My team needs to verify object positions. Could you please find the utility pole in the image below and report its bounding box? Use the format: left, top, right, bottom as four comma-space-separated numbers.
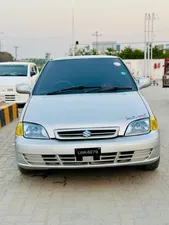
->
151, 13, 159, 81
147, 13, 151, 78
151, 13, 155, 60
92, 31, 102, 52
14, 46, 19, 60
144, 13, 147, 77
0, 32, 4, 52
45, 53, 51, 61
144, 13, 159, 79
72, 0, 75, 56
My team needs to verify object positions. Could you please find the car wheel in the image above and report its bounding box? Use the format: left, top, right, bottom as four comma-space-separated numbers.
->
139, 158, 160, 171
18, 166, 31, 174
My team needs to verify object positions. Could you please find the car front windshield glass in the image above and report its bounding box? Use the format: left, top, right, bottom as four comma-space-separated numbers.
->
0, 65, 28, 76
33, 58, 137, 95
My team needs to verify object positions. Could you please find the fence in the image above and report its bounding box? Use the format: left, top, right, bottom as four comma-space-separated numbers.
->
124, 59, 165, 80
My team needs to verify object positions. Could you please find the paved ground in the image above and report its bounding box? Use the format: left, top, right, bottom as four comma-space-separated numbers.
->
0, 84, 169, 225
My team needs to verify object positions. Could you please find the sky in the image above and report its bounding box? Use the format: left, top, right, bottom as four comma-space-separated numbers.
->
0, 0, 169, 58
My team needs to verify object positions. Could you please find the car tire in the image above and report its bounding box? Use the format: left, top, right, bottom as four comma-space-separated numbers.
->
139, 158, 160, 171
18, 166, 31, 174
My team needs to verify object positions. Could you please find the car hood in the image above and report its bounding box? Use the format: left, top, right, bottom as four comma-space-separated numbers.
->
23, 92, 149, 137
0, 77, 28, 86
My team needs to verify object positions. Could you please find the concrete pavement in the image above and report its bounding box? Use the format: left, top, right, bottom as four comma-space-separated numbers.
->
0, 84, 169, 225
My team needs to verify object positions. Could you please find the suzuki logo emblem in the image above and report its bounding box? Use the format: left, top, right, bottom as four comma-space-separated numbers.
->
83, 130, 91, 138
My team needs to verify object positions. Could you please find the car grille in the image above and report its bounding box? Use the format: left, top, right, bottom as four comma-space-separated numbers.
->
54, 127, 119, 140
23, 149, 152, 166
5, 95, 15, 102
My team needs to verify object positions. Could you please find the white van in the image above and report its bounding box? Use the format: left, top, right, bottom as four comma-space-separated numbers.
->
0, 62, 39, 104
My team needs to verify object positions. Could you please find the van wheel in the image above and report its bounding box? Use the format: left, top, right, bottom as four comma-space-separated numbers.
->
18, 166, 31, 174
139, 158, 160, 171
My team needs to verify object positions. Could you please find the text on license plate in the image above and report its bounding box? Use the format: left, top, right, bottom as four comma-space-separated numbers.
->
75, 148, 101, 157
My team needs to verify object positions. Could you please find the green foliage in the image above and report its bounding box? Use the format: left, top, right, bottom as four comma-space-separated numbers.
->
118, 46, 144, 59
163, 51, 169, 59
23, 58, 46, 67
38, 67, 42, 72
152, 46, 164, 59
68, 46, 99, 56
105, 48, 117, 56
117, 46, 169, 60
132, 49, 144, 59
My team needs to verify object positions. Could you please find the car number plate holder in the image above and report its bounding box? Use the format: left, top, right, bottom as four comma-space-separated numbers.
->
75, 148, 101, 161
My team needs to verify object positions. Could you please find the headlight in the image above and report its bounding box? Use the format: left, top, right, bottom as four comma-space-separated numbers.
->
16, 122, 49, 139
125, 118, 150, 136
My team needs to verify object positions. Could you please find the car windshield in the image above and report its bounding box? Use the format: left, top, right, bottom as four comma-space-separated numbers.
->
0, 65, 28, 77
33, 58, 137, 95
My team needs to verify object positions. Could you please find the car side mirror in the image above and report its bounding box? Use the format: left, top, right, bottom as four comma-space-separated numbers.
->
16, 83, 31, 94
30, 71, 36, 77
137, 77, 151, 90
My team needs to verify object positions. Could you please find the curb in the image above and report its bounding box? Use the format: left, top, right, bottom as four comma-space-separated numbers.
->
0, 103, 18, 129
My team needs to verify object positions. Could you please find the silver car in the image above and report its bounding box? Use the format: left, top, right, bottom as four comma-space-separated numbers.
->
15, 56, 160, 174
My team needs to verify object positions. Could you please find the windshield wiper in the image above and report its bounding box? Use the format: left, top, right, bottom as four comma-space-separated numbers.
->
0, 74, 27, 76
46, 86, 102, 95
86, 86, 133, 93
0, 74, 14, 76
15, 74, 27, 76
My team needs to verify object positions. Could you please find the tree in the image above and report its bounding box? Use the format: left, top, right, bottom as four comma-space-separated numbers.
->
105, 47, 117, 56
132, 49, 144, 59
23, 58, 46, 67
118, 47, 144, 59
118, 46, 134, 59
68, 46, 99, 56
90, 48, 99, 55
152, 46, 164, 59
163, 51, 169, 59
68, 45, 169, 60
0, 52, 13, 62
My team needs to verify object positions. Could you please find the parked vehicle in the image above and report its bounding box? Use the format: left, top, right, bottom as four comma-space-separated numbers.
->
0, 62, 39, 104
162, 58, 169, 88
15, 56, 160, 174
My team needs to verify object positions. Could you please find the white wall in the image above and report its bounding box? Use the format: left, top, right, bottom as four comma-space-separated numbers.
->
124, 59, 165, 80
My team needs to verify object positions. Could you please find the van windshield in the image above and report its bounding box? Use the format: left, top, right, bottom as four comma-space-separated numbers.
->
0, 65, 28, 77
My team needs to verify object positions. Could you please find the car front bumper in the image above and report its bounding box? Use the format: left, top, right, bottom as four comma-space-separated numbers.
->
0, 92, 29, 104
15, 130, 160, 170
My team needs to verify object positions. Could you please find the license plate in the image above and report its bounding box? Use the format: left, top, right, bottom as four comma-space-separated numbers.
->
75, 148, 101, 157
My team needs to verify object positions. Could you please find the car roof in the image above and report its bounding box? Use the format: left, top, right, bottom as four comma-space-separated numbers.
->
51, 55, 119, 61
0, 62, 35, 66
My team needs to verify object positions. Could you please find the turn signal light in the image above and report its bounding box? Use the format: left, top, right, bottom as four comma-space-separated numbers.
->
16, 123, 24, 136
150, 117, 159, 131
